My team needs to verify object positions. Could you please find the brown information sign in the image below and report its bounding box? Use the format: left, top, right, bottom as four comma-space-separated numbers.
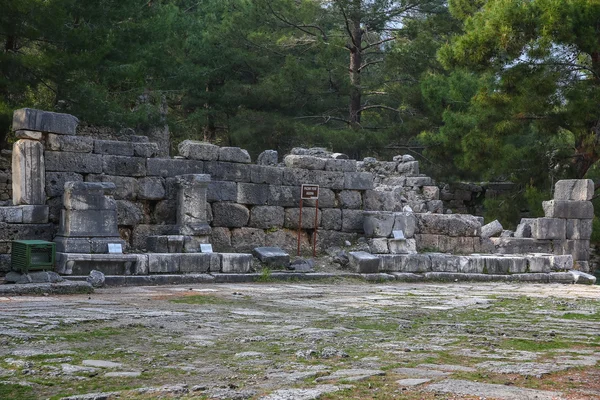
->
301, 184, 319, 200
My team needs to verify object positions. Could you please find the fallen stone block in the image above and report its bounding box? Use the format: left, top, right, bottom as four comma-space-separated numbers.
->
178, 140, 219, 160
543, 200, 594, 219
533, 218, 566, 240
480, 220, 503, 238
253, 247, 290, 268
221, 253, 253, 273
348, 251, 380, 273
554, 179, 594, 201
569, 270, 596, 284
13, 108, 78, 135
219, 146, 251, 163
514, 218, 535, 238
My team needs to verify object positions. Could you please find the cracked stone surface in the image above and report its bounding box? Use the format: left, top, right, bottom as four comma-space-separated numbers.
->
0, 281, 599, 399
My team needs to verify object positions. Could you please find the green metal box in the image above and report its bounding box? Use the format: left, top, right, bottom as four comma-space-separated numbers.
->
11, 240, 56, 273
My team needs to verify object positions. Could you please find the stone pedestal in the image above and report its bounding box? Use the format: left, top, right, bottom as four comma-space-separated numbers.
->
176, 174, 211, 236
12, 139, 45, 205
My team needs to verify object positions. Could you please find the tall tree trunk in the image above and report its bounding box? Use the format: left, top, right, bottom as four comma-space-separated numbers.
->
348, 1, 362, 128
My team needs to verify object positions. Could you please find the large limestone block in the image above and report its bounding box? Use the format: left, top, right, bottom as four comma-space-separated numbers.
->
364, 188, 404, 211
368, 238, 389, 254
284, 155, 326, 170
207, 181, 238, 202
146, 158, 204, 177
133, 142, 159, 158
179, 253, 220, 273
231, 228, 266, 252
86, 175, 139, 200
348, 251, 380, 273
543, 200, 594, 219
178, 140, 219, 160
63, 181, 116, 211
344, 172, 374, 190
138, 177, 166, 200
566, 219, 593, 240
253, 247, 290, 268
46, 172, 84, 197
103, 155, 146, 177
237, 183, 269, 205
268, 185, 300, 207
560, 239, 590, 261
284, 207, 322, 229
249, 206, 284, 229
94, 140, 134, 156
12, 139, 45, 205
554, 179, 594, 201
491, 237, 553, 254
363, 211, 395, 237
219, 147, 251, 163
45, 151, 102, 173
480, 220, 503, 238
148, 253, 180, 273
257, 150, 278, 165
176, 174, 210, 226
396, 160, 419, 175
325, 159, 356, 172
389, 239, 417, 254
46, 134, 94, 152
221, 253, 252, 273
339, 190, 362, 209
533, 218, 566, 240
13, 108, 78, 135
250, 165, 283, 185
393, 212, 417, 238
212, 202, 250, 227
205, 161, 251, 182
514, 218, 535, 238
58, 209, 119, 237
341, 209, 364, 232
415, 213, 481, 237
321, 209, 342, 230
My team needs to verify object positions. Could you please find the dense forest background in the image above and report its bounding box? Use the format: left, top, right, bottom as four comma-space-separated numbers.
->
2, 0, 600, 229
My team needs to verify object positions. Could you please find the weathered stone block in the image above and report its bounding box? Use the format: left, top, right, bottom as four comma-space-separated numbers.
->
321, 208, 342, 230
221, 253, 253, 273
63, 182, 116, 211
481, 220, 503, 238
116, 200, 144, 226
560, 239, 590, 261
415, 213, 481, 237
85, 175, 139, 200
22, 205, 49, 223
415, 234, 440, 252
422, 186, 440, 200
514, 218, 535, 238
310, 171, 344, 189
396, 161, 419, 175
45, 152, 100, 174
13, 108, 78, 135
146, 158, 203, 177
46, 134, 94, 152
249, 206, 284, 229
15, 130, 43, 140
0, 222, 54, 242
265, 229, 309, 253
491, 237, 553, 254
253, 247, 290, 268
304, 187, 336, 208
212, 202, 250, 227
364, 188, 404, 211
205, 161, 251, 182
566, 219, 593, 240
94, 140, 134, 156
58, 209, 119, 237
153, 200, 176, 224
426, 200, 444, 213
0, 206, 22, 223
207, 181, 237, 202
363, 211, 395, 237
368, 238, 389, 254
314, 230, 357, 253
402, 254, 432, 273
439, 236, 476, 254
284, 207, 322, 229
237, 183, 269, 205
219, 147, 251, 163
257, 150, 278, 165
12, 139, 45, 205
344, 172, 374, 190
268, 185, 300, 207
148, 253, 180, 273
554, 179, 594, 201
250, 165, 283, 185
348, 251, 379, 273
533, 218, 566, 240
543, 200, 594, 219
210, 227, 233, 253
175, 174, 210, 231
133, 142, 159, 158
339, 190, 362, 209
131, 224, 177, 251
389, 239, 417, 254
284, 155, 326, 170
138, 177, 166, 200
178, 140, 219, 160
393, 212, 417, 238
180, 253, 220, 273
325, 159, 356, 172
405, 176, 434, 187
103, 155, 146, 177
341, 209, 364, 233
46, 172, 83, 197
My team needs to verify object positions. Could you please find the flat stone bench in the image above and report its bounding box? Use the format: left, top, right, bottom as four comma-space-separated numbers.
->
56, 253, 144, 275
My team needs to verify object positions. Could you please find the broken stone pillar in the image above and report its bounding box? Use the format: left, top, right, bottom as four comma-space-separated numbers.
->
176, 174, 211, 236
12, 139, 45, 205
54, 182, 126, 254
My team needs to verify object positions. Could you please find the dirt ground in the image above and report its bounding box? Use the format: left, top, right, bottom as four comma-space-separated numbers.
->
1, 279, 599, 399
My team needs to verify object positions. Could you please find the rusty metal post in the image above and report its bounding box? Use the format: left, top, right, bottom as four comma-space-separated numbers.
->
313, 199, 319, 257
297, 198, 303, 256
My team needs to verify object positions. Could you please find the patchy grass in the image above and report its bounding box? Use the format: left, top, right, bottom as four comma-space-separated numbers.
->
560, 312, 600, 321
169, 293, 245, 305
497, 338, 574, 352
0, 383, 36, 400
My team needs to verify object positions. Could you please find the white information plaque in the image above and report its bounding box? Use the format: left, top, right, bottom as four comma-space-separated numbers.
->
108, 243, 123, 254
392, 230, 405, 240
200, 244, 213, 253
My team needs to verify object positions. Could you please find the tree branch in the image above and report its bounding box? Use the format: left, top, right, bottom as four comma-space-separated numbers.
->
361, 37, 395, 51
358, 59, 384, 71
334, 0, 359, 49
266, 1, 328, 41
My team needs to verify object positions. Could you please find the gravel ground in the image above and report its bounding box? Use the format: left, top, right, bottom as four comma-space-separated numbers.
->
0, 280, 599, 399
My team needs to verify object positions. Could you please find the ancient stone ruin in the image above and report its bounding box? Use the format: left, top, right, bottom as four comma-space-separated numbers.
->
0, 108, 596, 284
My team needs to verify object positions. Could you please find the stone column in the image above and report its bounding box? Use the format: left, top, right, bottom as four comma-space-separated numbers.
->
12, 139, 45, 205
176, 174, 211, 236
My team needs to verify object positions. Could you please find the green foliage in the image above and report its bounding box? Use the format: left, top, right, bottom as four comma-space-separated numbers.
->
0, 383, 35, 400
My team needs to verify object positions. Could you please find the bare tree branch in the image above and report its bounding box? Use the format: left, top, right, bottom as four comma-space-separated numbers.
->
361, 37, 395, 51
358, 59, 384, 71
266, 1, 328, 41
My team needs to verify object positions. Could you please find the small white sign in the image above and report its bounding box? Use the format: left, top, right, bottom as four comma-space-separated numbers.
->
108, 243, 123, 254
200, 244, 213, 253
392, 230, 405, 240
